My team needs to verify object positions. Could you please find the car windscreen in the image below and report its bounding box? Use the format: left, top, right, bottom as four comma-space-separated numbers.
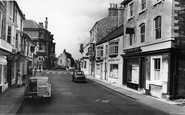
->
75, 71, 84, 75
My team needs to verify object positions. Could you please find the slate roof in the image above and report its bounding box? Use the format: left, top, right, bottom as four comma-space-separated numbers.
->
96, 25, 123, 46
23, 20, 42, 29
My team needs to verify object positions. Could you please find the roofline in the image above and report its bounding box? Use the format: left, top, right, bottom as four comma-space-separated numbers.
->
96, 25, 123, 46
14, 1, 25, 19
90, 17, 108, 33
121, 0, 132, 5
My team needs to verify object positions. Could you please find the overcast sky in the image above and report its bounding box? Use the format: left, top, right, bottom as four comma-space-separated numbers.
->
17, 0, 121, 59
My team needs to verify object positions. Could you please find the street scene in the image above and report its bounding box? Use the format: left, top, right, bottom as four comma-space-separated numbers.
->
1, 0, 185, 115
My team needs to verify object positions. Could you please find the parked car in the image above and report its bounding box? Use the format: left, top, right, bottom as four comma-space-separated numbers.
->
24, 76, 51, 99
72, 70, 86, 82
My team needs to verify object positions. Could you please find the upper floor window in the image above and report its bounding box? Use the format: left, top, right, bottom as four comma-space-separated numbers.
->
109, 41, 119, 55
39, 31, 44, 38
153, 0, 163, 6
129, 34, 134, 45
140, 23, 145, 43
141, 0, 146, 10
128, 2, 134, 18
39, 43, 45, 51
97, 46, 103, 57
154, 16, 161, 39
0, 11, 2, 38
105, 45, 108, 56
7, 26, 12, 44
13, 9, 17, 23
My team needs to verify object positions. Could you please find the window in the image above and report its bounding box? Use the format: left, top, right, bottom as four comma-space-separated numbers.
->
105, 45, 108, 55
7, 26, 11, 44
153, 0, 163, 6
109, 41, 119, 55
129, 34, 133, 45
154, 16, 161, 39
140, 23, 145, 43
141, 0, 146, 10
153, 58, 161, 81
15, 34, 18, 48
13, 9, 17, 23
110, 64, 118, 79
0, 11, 2, 38
128, 2, 134, 18
84, 61, 86, 69
97, 47, 103, 57
39, 43, 45, 50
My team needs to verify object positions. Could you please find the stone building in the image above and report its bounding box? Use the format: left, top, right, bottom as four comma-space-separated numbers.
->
121, 0, 185, 99
23, 18, 56, 71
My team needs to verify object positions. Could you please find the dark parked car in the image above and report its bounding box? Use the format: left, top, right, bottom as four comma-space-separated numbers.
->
72, 70, 86, 82
24, 76, 51, 99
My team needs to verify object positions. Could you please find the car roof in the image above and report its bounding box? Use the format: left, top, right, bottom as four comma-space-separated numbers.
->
29, 76, 48, 80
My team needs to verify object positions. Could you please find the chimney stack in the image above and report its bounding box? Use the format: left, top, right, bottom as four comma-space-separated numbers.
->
108, 3, 118, 17
45, 17, 48, 30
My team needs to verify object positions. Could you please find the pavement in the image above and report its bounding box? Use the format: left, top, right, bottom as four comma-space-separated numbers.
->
0, 71, 43, 115
0, 70, 185, 115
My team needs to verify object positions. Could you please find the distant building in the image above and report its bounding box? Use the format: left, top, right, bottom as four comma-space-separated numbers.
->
57, 53, 68, 69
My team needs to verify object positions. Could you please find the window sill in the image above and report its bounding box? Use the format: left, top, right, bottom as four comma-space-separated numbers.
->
138, 9, 147, 15
149, 81, 162, 86
152, 0, 164, 8
109, 54, 118, 58
127, 16, 134, 21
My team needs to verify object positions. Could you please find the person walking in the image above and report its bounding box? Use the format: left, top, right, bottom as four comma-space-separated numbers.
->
17, 69, 22, 87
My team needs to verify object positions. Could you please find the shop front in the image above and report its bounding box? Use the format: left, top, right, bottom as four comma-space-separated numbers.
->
0, 55, 8, 93
107, 58, 122, 85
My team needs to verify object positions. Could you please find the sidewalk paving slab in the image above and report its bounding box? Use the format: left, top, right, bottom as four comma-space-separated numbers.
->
0, 71, 43, 115
86, 75, 185, 115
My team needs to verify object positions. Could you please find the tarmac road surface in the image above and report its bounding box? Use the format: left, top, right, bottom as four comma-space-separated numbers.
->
17, 70, 168, 115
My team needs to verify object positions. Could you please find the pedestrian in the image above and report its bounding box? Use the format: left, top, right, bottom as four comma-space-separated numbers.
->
17, 69, 22, 87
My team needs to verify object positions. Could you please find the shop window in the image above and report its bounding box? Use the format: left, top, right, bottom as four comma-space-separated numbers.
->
4, 65, 7, 83
110, 64, 118, 79
154, 16, 161, 39
127, 58, 139, 84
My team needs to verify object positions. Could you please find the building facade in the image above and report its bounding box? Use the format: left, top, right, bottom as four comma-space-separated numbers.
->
23, 18, 55, 71
121, 0, 185, 99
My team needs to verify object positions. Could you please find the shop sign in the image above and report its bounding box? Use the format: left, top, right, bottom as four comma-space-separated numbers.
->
124, 47, 141, 54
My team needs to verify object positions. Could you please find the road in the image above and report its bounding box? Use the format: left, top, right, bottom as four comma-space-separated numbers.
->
17, 70, 168, 115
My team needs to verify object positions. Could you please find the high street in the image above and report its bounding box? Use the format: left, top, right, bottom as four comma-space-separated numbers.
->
16, 70, 168, 115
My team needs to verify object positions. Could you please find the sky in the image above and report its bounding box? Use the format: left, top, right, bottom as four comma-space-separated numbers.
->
17, 0, 121, 60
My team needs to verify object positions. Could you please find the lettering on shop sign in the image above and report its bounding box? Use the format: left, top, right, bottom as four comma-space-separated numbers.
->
108, 59, 120, 62
124, 47, 142, 53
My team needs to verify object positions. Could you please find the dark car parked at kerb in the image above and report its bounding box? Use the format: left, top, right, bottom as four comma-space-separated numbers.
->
72, 70, 86, 82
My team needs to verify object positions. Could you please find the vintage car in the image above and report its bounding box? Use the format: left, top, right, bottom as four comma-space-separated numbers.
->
72, 70, 86, 82
24, 76, 51, 98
